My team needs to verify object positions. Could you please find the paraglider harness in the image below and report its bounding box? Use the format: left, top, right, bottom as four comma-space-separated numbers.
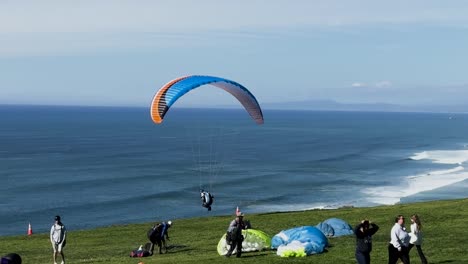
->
130, 243, 151, 258
200, 190, 214, 211
226, 227, 245, 245
226, 219, 248, 245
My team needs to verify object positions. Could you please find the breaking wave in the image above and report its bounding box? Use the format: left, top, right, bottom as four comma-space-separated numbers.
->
365, 149, 468, 205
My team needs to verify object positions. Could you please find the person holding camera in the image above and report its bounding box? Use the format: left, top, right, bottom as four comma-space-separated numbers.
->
354, 219, 379, 264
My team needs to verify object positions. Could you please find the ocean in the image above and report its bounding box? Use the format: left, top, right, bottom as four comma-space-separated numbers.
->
1, 105, 467, 236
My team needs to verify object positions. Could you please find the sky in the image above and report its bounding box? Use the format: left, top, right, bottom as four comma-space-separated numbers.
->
1, 0, 468, 108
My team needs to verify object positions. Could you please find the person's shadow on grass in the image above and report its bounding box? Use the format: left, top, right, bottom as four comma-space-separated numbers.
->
165, 244, 190, 253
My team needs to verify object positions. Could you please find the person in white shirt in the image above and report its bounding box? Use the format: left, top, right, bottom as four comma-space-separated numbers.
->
408, 214, 427, 264
50, 215, 66, 264
388, 215, 410, 264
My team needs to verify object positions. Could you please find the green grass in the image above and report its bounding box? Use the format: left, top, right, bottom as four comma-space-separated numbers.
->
2, 199, 468, 264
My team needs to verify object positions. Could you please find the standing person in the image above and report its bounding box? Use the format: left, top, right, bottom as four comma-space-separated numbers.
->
225, 211, 247, 258
50, 215, 66, 264
388, 215, 410, 264
147, 221, 172, 255
408, 214, 428, 264
354, 219, 379, 264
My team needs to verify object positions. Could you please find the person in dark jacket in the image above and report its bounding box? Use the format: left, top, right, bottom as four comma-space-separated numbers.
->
147, 221, 172, 255
354, 219, 379, 264
1, 253, 22, 264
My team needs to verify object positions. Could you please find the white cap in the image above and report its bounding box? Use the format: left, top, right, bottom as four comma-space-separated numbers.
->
167, 221, 172, 226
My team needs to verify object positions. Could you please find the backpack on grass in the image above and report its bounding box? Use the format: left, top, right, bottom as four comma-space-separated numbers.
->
129, 243, 151, 258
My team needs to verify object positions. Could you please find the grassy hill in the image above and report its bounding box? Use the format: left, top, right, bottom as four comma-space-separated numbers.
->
1, 198, 468, 264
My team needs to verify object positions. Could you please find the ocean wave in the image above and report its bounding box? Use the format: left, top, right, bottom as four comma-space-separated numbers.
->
410, 150, 468, 164
363, 166, 468, 205
246, 203, 335, 212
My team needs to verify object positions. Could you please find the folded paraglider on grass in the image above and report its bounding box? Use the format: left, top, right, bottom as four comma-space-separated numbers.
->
217, 229, 271, 256
271, 226, 328, 257
316, 218, 354, 237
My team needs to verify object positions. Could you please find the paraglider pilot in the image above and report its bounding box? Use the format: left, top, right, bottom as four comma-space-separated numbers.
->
147, 221, 172, 255
225, 211, 248, 258
200, 189, 214, 211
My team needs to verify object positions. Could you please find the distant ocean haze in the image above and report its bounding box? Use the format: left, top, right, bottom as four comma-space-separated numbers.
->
0, 105, 467, 236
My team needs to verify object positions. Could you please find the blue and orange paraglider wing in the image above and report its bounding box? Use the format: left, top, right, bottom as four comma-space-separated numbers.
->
150, 75, 264, 124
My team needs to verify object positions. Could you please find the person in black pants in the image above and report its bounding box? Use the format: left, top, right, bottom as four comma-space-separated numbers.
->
225, 211, 247, 258
408, 214, 427, 264
388, 215, 410, 264
354, 219, 379, 264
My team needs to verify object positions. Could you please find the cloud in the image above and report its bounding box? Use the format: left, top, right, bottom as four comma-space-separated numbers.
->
351, 81, 392, 89
2, 1, 468, 34
2, 1, 468, 56
374, 81, 392, 88
351, 82, 367, 88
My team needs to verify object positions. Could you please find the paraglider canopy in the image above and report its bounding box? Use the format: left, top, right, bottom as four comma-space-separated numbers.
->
271, 226, 328, 257
217, 229, 271, 256
316, 218, 354, 237
150, 75, 264, 125
315, 222, 334, 237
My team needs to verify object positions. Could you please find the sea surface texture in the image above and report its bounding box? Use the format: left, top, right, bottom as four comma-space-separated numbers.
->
1, 105, 467, 236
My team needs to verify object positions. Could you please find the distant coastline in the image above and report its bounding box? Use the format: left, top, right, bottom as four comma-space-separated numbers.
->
1, 100, 467, 114
260, 100, 468, 114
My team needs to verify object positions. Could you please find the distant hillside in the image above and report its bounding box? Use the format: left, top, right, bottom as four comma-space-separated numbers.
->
261, 99, 468, 113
